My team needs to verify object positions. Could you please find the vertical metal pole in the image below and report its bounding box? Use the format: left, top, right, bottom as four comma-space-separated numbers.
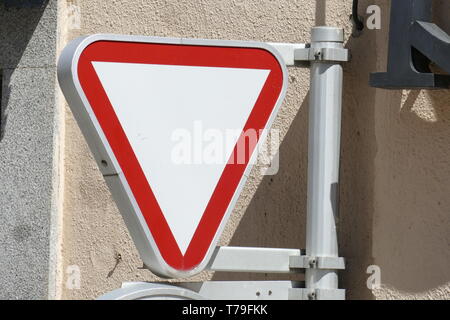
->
305, 27, 344, 293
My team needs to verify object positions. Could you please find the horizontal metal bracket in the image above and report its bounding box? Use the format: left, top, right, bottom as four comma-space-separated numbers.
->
294, 47, 349, 62
101, 281, 345, 300
268, 42, 349, 66
206, 246, 345, 272
180, 281, 303, 300
289, 255, 345, 270
207, 246, 304, 273
268, 42, 308, 66
288, 288, 346, 300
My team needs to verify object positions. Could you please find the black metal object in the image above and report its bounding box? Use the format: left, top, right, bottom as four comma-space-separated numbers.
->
351, 0, 364, 32
370, 0, 450, 89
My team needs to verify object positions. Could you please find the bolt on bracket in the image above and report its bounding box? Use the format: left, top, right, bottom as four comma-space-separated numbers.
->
288, 288, 346, 300
294, 47, 349, 62
289, 255, 345, 270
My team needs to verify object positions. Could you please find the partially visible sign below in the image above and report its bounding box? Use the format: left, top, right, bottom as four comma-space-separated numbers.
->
57, 35, 287, 277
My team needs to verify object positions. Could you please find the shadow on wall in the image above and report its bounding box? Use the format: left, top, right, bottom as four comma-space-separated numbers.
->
211, 0, 379, 297
212, 0, 379, 297
369, 0, 450, 297
213, 0, 324, 284
0, 0, 49, 141
215, 0, 449, 299
337, 0, 382, 300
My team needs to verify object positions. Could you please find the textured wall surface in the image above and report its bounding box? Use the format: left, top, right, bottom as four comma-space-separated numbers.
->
0, 0, 63, 299
59, 0, 449, 300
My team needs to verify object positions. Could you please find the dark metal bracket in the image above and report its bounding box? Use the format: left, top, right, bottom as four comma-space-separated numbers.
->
370, 0, 450, 89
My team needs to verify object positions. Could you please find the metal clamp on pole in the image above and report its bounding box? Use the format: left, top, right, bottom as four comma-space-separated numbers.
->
294, 28, 349, 63
295, 46, 349, 62
289, 255, 345, 270
288, 288, 346, 300
268, 39, 348, 66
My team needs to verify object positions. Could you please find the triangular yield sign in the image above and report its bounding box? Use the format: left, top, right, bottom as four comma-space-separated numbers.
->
58, 35, 287, 278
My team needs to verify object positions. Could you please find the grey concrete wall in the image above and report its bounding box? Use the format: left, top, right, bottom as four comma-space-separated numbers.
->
0, 0, 62, 299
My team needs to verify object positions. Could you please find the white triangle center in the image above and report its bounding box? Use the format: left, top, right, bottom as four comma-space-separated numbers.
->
92, 61, 270, 255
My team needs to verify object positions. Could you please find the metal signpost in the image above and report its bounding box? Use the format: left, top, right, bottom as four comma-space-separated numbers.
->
58, 26, 348, 300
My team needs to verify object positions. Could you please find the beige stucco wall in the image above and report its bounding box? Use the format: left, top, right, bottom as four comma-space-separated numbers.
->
58, 0, 450, 299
